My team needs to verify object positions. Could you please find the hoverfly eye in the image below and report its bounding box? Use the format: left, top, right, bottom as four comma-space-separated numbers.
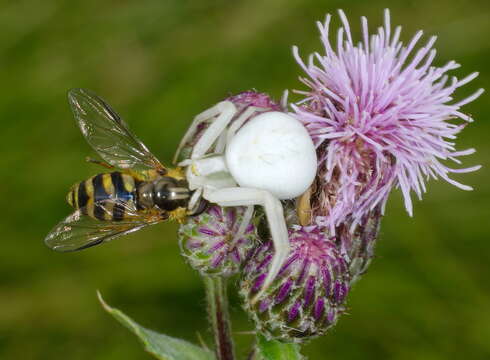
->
154, 189, 178, 211
153, 178, 189, 211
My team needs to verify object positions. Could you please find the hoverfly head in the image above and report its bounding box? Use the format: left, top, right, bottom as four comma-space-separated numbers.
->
153, 177, 191, 212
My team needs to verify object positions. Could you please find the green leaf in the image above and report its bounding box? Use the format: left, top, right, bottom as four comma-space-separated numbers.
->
97, 291, 215, 360
256, 334, 304, 360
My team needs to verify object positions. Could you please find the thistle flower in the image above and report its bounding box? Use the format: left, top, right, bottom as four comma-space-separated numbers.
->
240, 226, 349, 342
293, 9, 483, 232
179, 205, 258, 276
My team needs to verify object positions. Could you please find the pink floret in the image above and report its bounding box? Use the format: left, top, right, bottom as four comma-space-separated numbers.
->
292, 9, 483, 232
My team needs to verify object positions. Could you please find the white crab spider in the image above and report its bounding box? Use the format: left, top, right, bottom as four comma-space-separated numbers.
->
175, 100, 317, 298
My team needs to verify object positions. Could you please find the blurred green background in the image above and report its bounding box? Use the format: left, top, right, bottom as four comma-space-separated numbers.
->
0, 0, 488, 359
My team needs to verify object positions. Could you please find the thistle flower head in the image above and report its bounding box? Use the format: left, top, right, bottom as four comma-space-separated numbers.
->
179, 205, 257, 277
293, 9, 483, 232
227, 90, 281, 111
240, 226, 349, 342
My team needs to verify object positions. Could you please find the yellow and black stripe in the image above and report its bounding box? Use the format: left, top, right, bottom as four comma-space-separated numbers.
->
67, 172, 138, 221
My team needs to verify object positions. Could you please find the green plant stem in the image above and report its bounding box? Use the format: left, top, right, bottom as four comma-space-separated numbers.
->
246, 347, 259, 360
204, 276, 235, 360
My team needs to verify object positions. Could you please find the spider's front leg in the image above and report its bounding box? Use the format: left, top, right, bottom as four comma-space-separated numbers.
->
205, 187, 290, 302
174, 101, 237, 164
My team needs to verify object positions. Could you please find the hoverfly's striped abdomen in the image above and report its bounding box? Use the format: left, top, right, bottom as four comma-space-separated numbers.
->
67, 172, 138, 221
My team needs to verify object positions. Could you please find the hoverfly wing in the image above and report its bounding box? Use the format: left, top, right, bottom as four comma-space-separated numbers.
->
45, 200, 164, 252
68, 88, 166, 174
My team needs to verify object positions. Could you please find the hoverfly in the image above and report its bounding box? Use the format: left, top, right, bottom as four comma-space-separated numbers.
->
45, 89, 207, 252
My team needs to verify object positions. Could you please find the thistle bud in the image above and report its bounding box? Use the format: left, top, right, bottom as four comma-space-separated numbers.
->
337, 206, 382, 283
240, 226, 349, 342
179, 205, 258, 277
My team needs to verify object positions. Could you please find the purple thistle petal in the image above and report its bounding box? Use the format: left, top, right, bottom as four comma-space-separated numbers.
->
304, 276, 316, 306
326, 308, 336, 324
225, 208, 236, 227
208, 206, 222, 218
207, 240, 226, 254
199, 227, 219, 236
313, 298, 325, 321
278, 253, 300, 277
186, 240, 203, 249
245, 223, 255, 233
230, 247, 241, 264
322, 266, 332, 296
259, 299, 271, 313
211, 253, 225, 268
295, 258, 311, 285
256, 253, 273, 272
288, 301, 302, 322
333, 280, 348, 304
252, 273, 266, 293
274, 279, 293, 305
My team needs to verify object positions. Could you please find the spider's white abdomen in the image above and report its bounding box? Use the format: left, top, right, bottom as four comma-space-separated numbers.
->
225, 111, 317, 200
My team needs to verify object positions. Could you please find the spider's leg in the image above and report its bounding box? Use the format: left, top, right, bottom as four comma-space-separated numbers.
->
205, 187, 290, 302
280, 89, 289, 110
174, 101, 236, 164
184, 155, 235, 190
187, 187, 203, 214
231, 205, 254, 245
225, 106, 265, 147
214, 131, 228, 155
216, 106, 264, 154
191, 101, 236, 159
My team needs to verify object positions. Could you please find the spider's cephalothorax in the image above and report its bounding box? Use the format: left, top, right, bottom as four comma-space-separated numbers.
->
174, 92, 318, 297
